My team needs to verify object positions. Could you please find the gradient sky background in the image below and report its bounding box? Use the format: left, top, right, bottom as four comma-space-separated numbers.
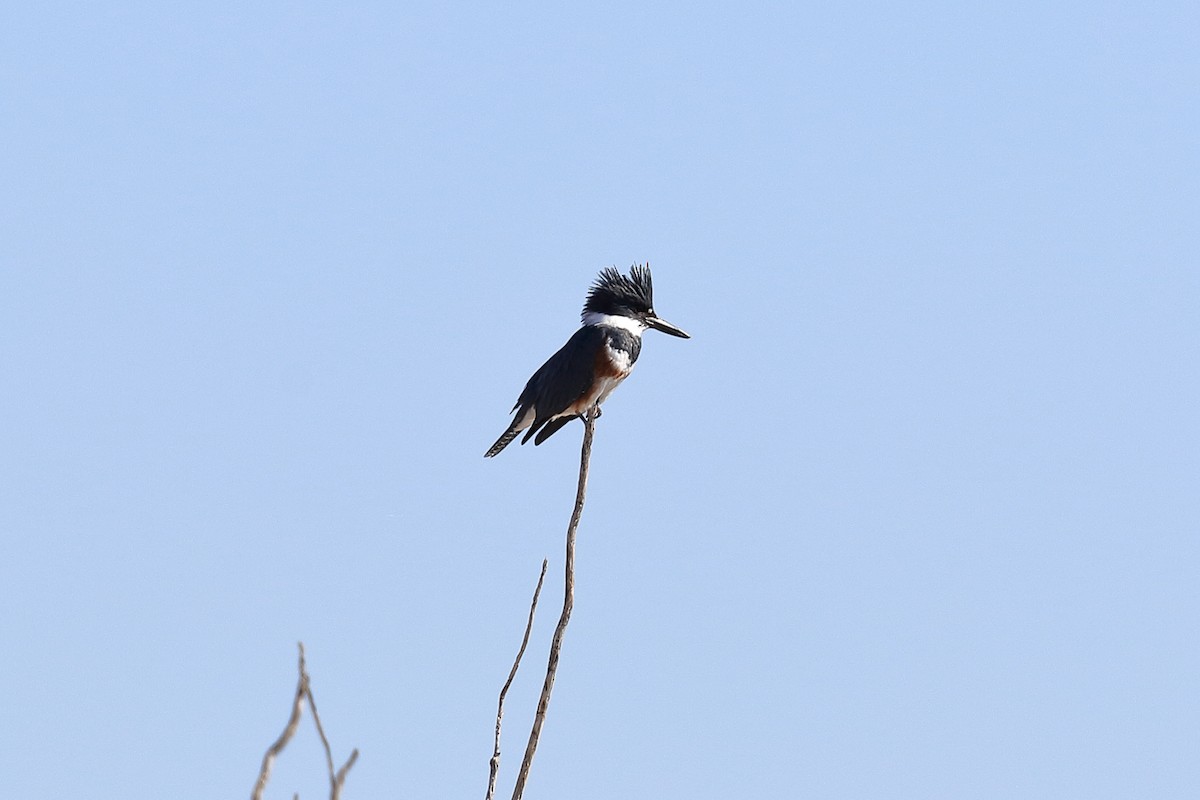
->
2, 2, 1197, 798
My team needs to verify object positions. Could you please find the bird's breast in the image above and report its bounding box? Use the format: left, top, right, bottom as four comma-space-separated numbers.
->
583, 341, 635, 409
595, 339, 635, 378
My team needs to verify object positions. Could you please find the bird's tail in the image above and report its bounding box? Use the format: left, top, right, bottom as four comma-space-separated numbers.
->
533, 415, 576, 445
485, 406, 536, 458
485, 425, 521, 458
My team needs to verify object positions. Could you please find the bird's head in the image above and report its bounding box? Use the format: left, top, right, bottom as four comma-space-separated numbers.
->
582, 263, 690, 338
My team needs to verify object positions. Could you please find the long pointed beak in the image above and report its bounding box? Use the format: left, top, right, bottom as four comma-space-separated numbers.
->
646, 315, 690, 339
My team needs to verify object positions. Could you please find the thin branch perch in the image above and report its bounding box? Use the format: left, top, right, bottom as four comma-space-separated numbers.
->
510, 406, 598, 800
487, 559, 549, 800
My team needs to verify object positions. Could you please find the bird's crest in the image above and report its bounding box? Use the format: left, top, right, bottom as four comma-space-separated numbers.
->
582, 263, 654, 319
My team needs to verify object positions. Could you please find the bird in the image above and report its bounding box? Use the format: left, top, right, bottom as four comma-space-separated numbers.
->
484, 263, 690, 457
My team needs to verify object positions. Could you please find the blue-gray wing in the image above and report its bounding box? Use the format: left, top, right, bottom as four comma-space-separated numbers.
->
515, 326, 603, 444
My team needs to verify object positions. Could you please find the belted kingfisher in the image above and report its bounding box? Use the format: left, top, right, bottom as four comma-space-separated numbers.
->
484, 263, 690, 458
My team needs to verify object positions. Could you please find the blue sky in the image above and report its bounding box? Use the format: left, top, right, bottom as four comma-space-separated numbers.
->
1, 2, 1197, 797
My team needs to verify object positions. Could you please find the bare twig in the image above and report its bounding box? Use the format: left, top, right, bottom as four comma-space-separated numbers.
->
307, 677, 360, 800
510, 406, 598, 800
251, 642, 358, 800
252, 643, 310, 800
487, 559, 550, 800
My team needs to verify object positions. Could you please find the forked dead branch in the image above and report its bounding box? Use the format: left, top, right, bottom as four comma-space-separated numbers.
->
490, 407, 598, 800
487, 559, 549, 800
252, 643, 358, 800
